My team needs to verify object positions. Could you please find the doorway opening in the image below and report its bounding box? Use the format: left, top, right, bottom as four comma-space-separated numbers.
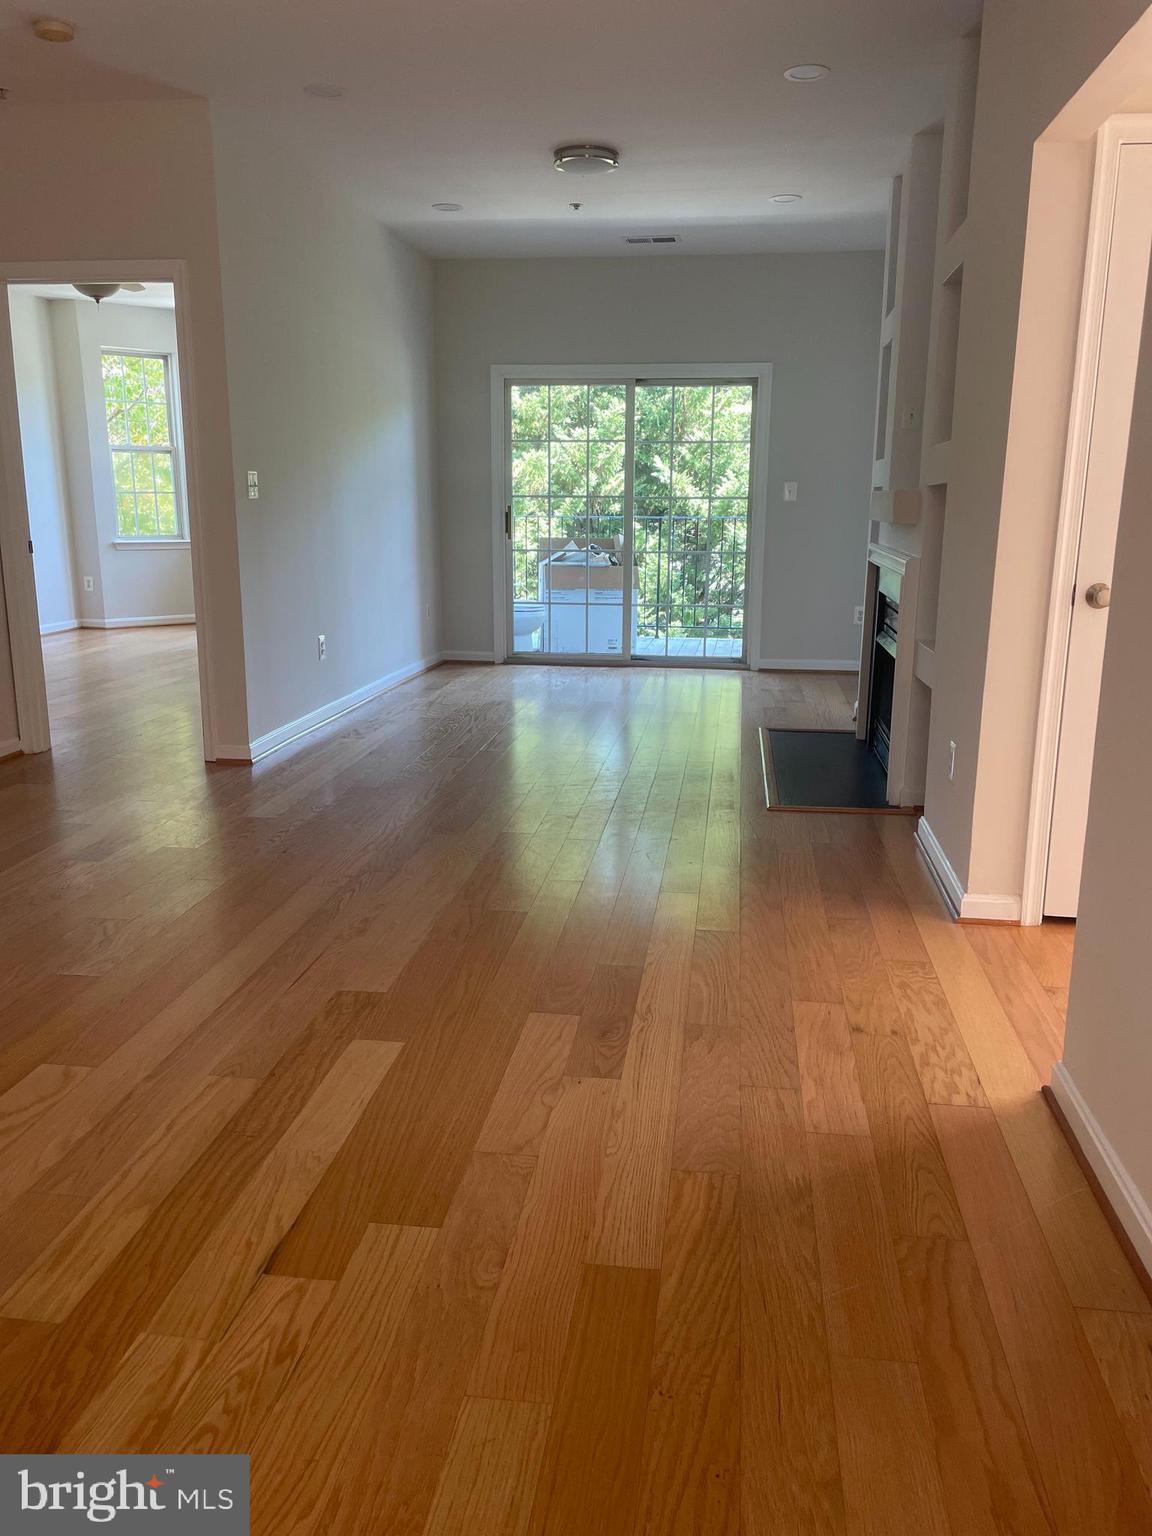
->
0, 269, 211, 763
494, 365, 771, 668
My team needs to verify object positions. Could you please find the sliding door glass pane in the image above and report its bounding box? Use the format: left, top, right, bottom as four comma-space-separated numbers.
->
633, 382, 752, 660
510, 384, 629, 656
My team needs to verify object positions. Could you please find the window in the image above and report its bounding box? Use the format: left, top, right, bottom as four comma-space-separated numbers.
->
101, 350, 184, 539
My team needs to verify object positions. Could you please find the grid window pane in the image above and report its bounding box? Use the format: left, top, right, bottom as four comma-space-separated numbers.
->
101, 352, 183, 540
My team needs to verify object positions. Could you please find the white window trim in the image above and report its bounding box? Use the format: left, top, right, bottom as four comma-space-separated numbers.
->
101, 347, 188, 542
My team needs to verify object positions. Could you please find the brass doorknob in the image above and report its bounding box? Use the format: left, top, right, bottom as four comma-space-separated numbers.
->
1085, 582, 1111, 609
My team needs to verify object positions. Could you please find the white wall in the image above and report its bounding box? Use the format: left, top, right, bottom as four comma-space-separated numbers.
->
920, 0, 1152, 900
8, 293, 77, 632
0, 98, 249, 754
210, 108, 440, 746
1057, 256, 1152, 1271
433, 253, 882, 664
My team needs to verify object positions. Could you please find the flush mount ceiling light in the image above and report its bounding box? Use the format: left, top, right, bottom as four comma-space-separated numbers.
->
32, 17, 76, 42
783, 63, 830, 81
432, 202, 463, 212
771, 193, 803, 204
72, 282, 145, 304
303, 82, 346, 99
553, 144, 620, 176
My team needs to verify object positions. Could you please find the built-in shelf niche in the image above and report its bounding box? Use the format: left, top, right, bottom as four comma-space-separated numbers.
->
926, 263, 964, 453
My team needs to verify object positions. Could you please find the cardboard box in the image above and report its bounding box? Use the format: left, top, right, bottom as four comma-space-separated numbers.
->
537, 537, 627, 598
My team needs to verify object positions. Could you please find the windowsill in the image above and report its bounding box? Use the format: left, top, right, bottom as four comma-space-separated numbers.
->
111, 539, 191, 550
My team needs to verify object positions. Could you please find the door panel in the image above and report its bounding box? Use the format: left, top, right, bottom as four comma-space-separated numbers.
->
1046, 142, 1152, 915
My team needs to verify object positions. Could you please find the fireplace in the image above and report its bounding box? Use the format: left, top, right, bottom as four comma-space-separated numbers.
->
869, 569, 900, 772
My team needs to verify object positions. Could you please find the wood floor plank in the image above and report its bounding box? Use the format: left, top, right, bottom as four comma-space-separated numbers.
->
779, 847, 844, 1005
474, 1012, 582, 1157
160, 1274, 335, 1454
313, 1152, 535, 1536
808, 1130, 916, 1364
672, 930, 741, 1174
848, 1028, 966, 1240
830, 1355, 951, 1536
525, 1264, 660, 1536
1, 1074, 256, 1323
741, 1085, 846, 1535
634, 1170, 740, 1536
0, 1062, 92, 1160
423, 1397, 552, 1536
794, 1000, 870, 1137
470, 1076, 615, 1402
587, 890, 696, 1268
1080, 1309, 1152, 1500
885, 959, 988, 1108
249, 1222, 437, 1536
896, 1235, 1053, 1535
933, 1103, 1152, 1532
151, 1038, 402, 1339
739, 859, 799, 1090
565, 962, 643, 1080
61, 1331, 208, 1453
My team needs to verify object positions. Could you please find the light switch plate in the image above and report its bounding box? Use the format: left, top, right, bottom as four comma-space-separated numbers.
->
783, 481, 798, 502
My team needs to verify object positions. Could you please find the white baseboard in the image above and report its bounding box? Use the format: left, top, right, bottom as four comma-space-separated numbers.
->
1050, 1061, 1152, 1279
441, 650, 496, 663
915, 816, 1021, 922
81, 615, 196, 629
40, 619, 80, 635
246, 653, 443, 763
0, 737, 23, 761
757, 658, 859, 672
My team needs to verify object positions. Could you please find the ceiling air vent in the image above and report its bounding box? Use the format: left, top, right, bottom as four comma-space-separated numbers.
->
624, 235, 680, 246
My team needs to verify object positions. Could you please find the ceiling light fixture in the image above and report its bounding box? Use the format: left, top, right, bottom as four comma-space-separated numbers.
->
783, 63, 830, 81
71, 282, 146, 304
553, 144, 620, 176
432, 202, 463, 212
32, 17, 76, 42
771, 193, 803, 204
302, 82, 345, 99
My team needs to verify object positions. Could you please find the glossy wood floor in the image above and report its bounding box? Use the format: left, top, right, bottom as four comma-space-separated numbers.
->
1, 629, 1150, 1535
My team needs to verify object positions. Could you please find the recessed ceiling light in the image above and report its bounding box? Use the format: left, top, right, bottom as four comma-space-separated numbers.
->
553, 144, 620, 176
432, 203, 463, 212
32, 18, 76, 42
783, 63, 830, 81
302, 82, 345, 99
771, 193, 803, 204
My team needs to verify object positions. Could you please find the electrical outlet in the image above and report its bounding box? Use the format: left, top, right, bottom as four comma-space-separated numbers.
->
83, 575, 94, 592
853, 605, 865, 625
947, 739, 957, 780
783, 481, 798, 502
247, 469, 259, 500
317, 634, 326, 661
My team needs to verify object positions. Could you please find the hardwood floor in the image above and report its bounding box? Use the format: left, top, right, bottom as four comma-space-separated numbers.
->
0, 629, 1147, 1534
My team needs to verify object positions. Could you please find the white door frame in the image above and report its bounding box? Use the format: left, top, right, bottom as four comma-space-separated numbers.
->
1022, 116, 1152, 924
0, 258, 217, 759
489, 362, 772, 668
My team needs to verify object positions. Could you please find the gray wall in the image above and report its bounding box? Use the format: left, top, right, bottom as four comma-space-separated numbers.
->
9, 293, 77, 632
211, 109, 440, 744
1061, 259, 1152, 1264
433, 253, 882, 663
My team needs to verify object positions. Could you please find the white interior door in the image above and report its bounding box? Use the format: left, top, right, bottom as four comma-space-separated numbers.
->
1046, 140, 1152, 916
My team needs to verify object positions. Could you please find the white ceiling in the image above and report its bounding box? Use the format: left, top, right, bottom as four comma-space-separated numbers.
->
0, 0, 982, 257
15, 283, 175, 309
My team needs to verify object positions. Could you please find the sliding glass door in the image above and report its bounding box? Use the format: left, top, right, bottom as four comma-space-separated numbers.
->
506, 376, 756, 665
